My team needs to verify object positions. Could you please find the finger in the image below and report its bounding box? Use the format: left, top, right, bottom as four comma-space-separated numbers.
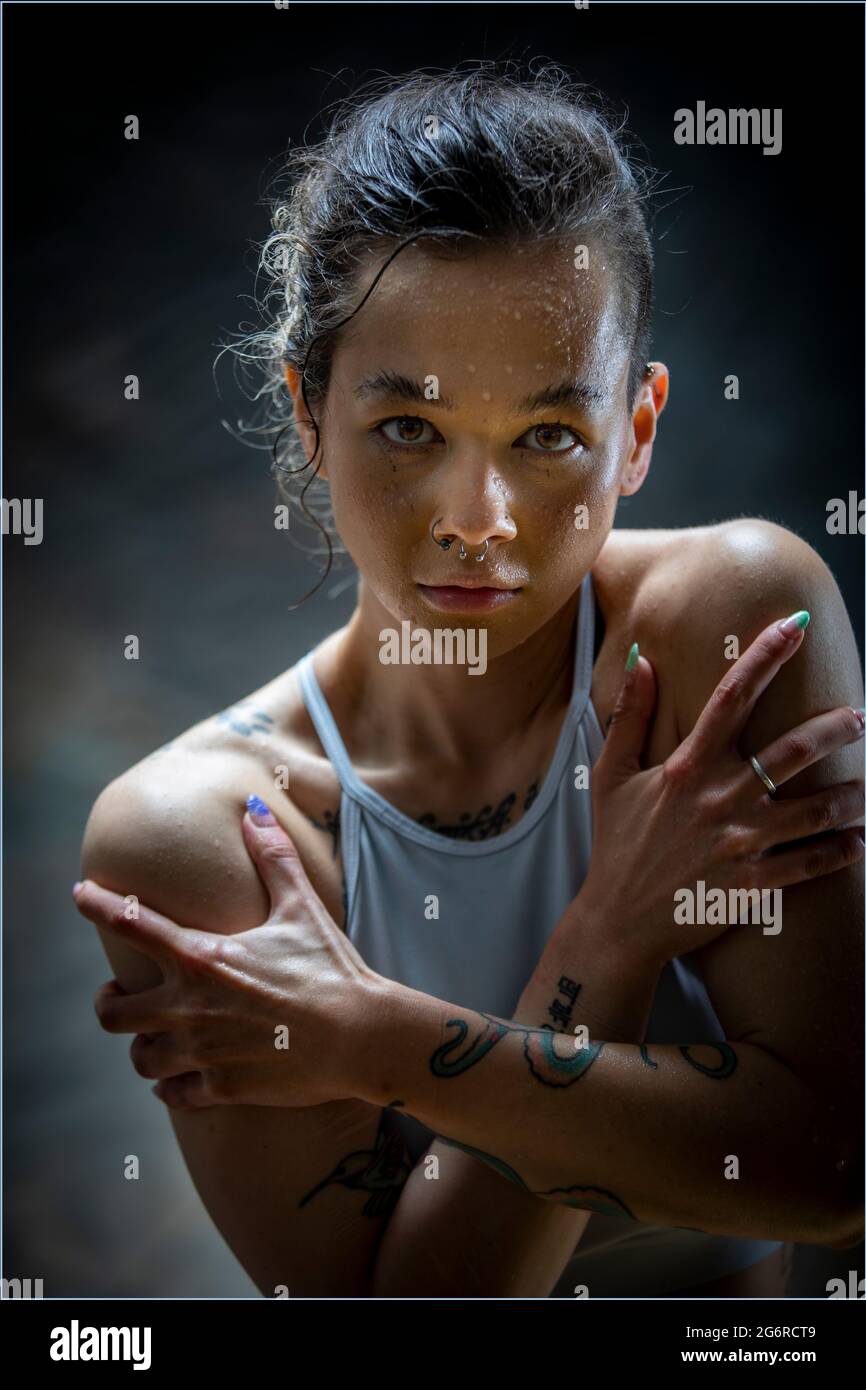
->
685, 610, 811, 762
153, 1072, 214, 1110
754, 706, 866, 788
72, 880, 188, 970
241, 794, 322, 918
93, 979, 178, 1035
130, 1033, 191, 1081
761, 781, 864, 844
598, 645, 657, 780
752, 826, 864, 891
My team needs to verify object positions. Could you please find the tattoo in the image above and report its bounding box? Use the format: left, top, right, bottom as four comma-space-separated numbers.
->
430, 1016, 511, 1077
304, 807, 348, 923
298, 1107, 413, 1220
540, 975, 580, 1033
430, 1013, 605, 1088
216, 702, 274, 737
679, 1043, 738, 1079
417, 780, 540, 841
430, 1016, 738, 1091
307, 807, 340, 857
437, 1134, 635, 1219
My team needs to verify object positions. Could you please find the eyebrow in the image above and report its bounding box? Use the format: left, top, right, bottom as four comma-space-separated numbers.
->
352, 369, 607, 416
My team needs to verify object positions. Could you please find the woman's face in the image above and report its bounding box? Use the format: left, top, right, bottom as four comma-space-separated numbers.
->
286, 239, 666, 656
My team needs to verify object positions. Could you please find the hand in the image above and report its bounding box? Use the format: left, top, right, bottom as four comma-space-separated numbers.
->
574, 612, 865, 964
73, 804, 386, 1109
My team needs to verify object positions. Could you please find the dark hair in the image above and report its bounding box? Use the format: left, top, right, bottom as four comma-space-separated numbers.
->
221, 59, 659, 601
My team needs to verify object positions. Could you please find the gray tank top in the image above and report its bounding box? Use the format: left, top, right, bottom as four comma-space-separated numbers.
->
295, 570, 782, 1295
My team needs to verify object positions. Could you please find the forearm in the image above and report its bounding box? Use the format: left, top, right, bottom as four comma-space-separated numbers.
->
369, 904, 663, 1296
357, 960, 853, 1247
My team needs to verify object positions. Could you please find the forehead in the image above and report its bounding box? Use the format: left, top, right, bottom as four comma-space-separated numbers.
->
332, 239, 627, 401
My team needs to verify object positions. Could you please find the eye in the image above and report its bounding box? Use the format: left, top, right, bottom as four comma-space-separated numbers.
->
378, 416, 440, 449
517, 422, 585, 455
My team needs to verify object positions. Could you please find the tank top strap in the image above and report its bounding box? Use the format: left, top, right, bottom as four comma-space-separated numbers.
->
294, 649, 359, 790
571, 567, 597, 722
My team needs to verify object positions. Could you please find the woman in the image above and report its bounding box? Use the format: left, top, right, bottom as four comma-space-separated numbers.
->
74, 64, 864, 1299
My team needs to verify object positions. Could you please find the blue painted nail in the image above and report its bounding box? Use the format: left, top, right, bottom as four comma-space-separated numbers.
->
246, 793, 276, 826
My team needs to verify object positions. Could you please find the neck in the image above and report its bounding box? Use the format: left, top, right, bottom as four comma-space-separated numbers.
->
324, 578, 584, 768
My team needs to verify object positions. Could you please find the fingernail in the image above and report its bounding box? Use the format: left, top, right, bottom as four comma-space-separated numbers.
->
246, 793, 277, 826
851, 707, 865, 735
72, 880, 84, 898
624, 641, 639, 672
778, 610, 810, 638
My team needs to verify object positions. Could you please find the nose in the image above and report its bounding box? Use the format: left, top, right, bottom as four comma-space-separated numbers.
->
430, 453, 517, 551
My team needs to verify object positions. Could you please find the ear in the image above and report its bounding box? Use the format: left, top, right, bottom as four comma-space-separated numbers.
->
619, 361, 669, 497
284, 365, 328, 481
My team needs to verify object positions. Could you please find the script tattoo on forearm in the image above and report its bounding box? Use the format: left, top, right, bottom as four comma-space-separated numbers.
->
431, 1013, 605, 1087
298, 1106, 413, 1219
437, 1134, 635, 1219
540, 975, 580, 1033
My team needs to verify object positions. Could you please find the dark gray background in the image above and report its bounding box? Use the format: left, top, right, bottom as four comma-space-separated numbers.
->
5, 0, 863, 1297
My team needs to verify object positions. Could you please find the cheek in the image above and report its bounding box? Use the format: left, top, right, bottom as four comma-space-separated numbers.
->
328, 451, 389, 536
532, 453, 621, 555
327, 456, 421, 591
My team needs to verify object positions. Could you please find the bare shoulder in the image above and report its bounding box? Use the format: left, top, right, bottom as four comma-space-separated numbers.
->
604, 519, 862, 778
80, 654, 347, 943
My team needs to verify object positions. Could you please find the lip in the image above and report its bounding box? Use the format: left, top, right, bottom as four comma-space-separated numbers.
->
417, 582, 522, 612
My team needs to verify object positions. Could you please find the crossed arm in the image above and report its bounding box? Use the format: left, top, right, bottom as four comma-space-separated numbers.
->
82, 530, 864, 1294
370, 531, 865, 1283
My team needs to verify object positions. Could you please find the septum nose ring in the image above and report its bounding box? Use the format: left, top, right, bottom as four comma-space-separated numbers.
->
431, 519, 489, 562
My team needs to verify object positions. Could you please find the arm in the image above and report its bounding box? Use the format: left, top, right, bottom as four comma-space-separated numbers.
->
370, 904, 663, 1297
354, 938, 858, 1247
81, 762, 408, 1297
355, 529, 864, 1248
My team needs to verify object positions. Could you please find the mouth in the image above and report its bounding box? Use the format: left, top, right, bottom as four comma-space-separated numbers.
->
416, 581, 522, 612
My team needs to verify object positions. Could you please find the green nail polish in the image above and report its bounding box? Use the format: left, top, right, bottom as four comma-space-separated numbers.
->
625, 641, 639, 672
790, 610, 810, 630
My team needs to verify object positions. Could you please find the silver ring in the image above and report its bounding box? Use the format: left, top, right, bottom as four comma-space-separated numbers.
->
749, 755, 777, 797
458, 538, 490, 561
434, 520, 490, 563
